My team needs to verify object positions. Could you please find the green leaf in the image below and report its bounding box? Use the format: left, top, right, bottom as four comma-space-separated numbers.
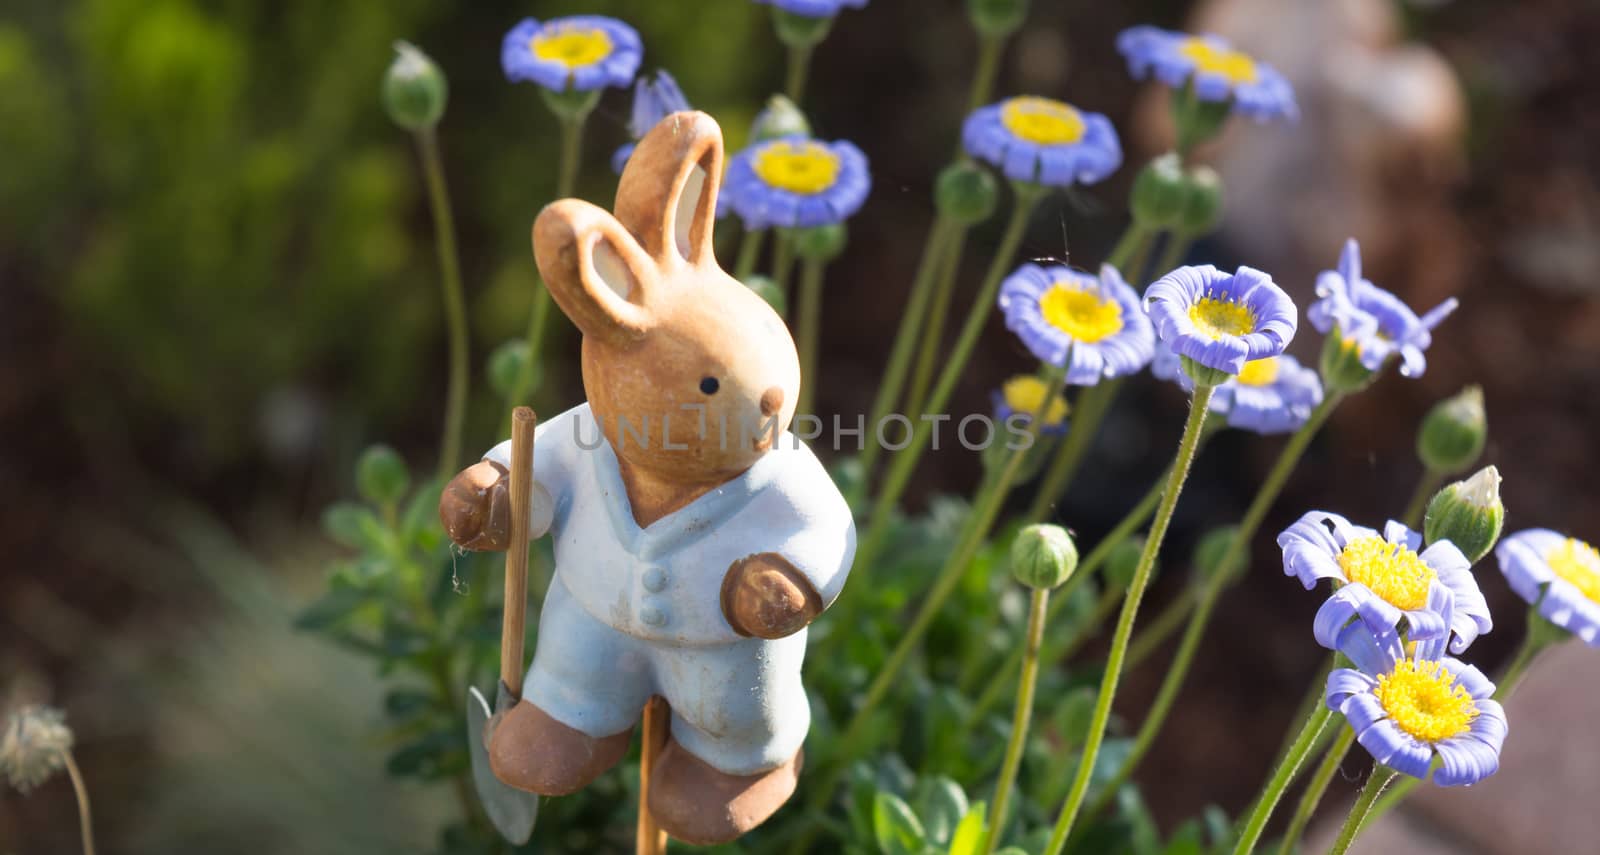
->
383, 688, 433, 718
293, 583, 370, 630
946, 802, 987, 855
873, 791, 926, 855
1161, 820, 1204, 855
914, 775, 968, 846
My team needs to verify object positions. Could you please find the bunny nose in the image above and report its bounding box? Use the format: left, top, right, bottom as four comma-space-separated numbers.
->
760, 386, 785, 417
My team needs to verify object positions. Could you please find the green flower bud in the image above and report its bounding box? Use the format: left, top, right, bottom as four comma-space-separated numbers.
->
1105, 536, 1146, 589
967, 0, 1032, 38
487, 340, 538, 402
1181, 355, 1234, 388
356, 444, 409, 506
751, 95, 812, 142
1417, 386, 1487, 474
1319, 326, 1378, 394
1176, 165, 1224, 237
383, 42, 447, 131
936, 162, 1000, 225
744, 274, 787, 315
1010, 523, 1079, 590
789, 223, 848, 262
772, 9, 835, 48
1130, 154, 1187, 230
1193, 525, 1240, 583
1424, 466, 1504, 564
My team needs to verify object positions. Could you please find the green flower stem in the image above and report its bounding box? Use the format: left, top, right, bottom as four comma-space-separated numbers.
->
510, 111, 589, 412
1401, 469, 1445, 529
1041, 383, 1216, 855
415, 127, 470, 482
1278, 726, 1355, 855
1106, 222, 1154, 272
1023, 379, 1121, 523
962, 457, 1171, 729
792, 358, 1067, 855
1080, 393, 1345, 835
734, 227, 767, 281
983, 586, 1051, 855
1151, 233, 1194, 280
786, 42, 814, 102
850, 216, 960, 505
905, 232, 968, 418
772, 231, 798, 299
797, 257, 826, 416
1371, 625, 1555, 820
853, 190, 1042, 571
1233, 703, 1337, 855
1326, 766, 1398, 855
968, 31, 1005, 113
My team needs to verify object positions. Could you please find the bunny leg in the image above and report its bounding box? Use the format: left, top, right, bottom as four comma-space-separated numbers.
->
490, 578, 651, 794
646, 635, 810, 843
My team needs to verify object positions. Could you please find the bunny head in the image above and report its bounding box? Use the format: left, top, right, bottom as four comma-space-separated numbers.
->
533, 111, 801, 488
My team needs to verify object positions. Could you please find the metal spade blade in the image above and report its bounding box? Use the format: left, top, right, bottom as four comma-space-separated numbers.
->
467, 684, 538, 844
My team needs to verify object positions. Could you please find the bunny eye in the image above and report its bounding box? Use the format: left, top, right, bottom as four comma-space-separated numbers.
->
699, 377, 720, 395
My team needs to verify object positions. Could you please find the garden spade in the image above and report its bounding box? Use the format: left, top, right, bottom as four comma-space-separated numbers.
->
465, 406, 539, 844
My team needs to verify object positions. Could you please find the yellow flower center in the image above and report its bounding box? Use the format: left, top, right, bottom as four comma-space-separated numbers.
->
1000, 97, 1087, 145
1177, 38, 1259, 85
1373, 659, 1478, 743
1546, 537, 1600, 604
1187, 297, 1255, 341
1235, 357, 1281, 387
531, 26, 614, 68
752, 141, 842, 194
1338, 536, 1436, 611
1039, 284, 1124, 343
1002, 375, 1070, 426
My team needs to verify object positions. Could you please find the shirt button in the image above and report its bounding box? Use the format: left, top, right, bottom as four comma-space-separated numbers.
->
642, 567, 668, 592
640, 604, 667, 627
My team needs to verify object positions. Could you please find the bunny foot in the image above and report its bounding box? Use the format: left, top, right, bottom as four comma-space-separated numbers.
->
647, 738, 802, 845
486, 700, 632, 795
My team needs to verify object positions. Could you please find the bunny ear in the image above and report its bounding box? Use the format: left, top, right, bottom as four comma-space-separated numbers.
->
533, 199, 657, 347
613, 110, 724, 269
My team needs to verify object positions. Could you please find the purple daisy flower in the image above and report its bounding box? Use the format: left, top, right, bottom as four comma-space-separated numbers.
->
1310, 239, 1459, 378
1325, 619, 1506, 787
1116, 26, 1297, 122
1143, 264, 1297, 377
991, 374, 1070, 437
962, 96, 1123, 188
501, 16, 642, 93
1280, 512, 1491, 654
754, 0, 868, 17
998, 263, 1155, 386
612, 70, 691, 174
723, 135, 870, 229
1497, 529, 1600, 647
1151, 343, 1323, 434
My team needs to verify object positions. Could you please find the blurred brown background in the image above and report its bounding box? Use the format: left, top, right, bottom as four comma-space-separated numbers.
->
3, 0, 1597, 851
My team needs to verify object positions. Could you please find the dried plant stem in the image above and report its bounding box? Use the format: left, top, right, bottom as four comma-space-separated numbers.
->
61, 750, 96, 855
1041, 383, 1215, 855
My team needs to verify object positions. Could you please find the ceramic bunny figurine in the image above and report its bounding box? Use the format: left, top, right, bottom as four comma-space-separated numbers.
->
438, 111, 855, 845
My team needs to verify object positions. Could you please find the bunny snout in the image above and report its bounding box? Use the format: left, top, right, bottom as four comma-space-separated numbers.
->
760, 386, 784, 418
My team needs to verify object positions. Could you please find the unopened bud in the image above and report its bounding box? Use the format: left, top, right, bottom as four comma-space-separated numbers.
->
382, 42, 447, 131
1105, 536, 1145, 589
1177, 165, 1224, 236
1417, 386, 1487, 474
1424, 466, 1504, 564
356, 445, 409, 506
1010, 523, 1079, 590
1193, 525, 1240, 582
936, 162, 1000, 225
967, 0, 1032, 38
1130, 154, 1187, 230
751, 95, 812, 143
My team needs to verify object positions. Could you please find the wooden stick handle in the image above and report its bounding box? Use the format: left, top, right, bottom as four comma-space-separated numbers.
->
637, 696, 670, 855
500, 407, 537, 696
